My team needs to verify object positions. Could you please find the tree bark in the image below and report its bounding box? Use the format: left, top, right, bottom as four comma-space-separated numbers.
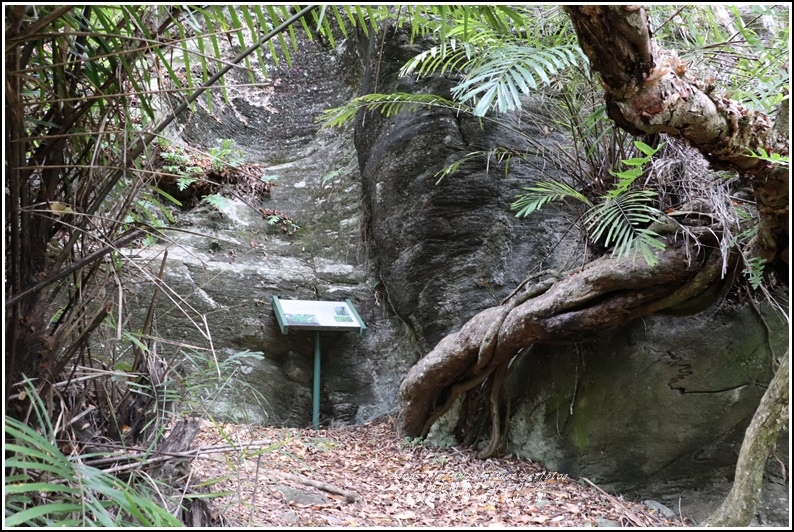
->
560, 7, 790, 525
397, 241, 720, 439
563, 6, 788, 268
703, 350, 789, 527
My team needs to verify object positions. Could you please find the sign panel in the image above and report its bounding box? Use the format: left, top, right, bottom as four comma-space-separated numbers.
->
272, 296, 366, 335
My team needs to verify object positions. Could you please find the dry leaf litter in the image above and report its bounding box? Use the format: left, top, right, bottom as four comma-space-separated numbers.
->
189, 416, 688, 527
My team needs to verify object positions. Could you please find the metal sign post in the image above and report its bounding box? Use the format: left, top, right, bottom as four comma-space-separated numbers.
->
272, 296, 366, 430
313, 330, 321, 430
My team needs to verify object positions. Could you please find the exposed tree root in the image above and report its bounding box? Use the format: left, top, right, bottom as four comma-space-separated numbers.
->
475, 271, 560, 373
478, 360, 509, 459
420, 365, 494, 438
397, 240, 727, 456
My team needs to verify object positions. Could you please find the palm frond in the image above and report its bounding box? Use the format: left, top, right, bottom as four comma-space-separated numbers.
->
452, 44, 586, 115
400, 5, 542, 42
400, 39, 478, 79
318, 92, 466, 128
512, 180, 593, 218
433, 151, 489, 185
584, 189, 665, 265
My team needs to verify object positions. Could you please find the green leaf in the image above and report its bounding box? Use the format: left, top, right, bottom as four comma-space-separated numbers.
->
583, 189, 664, 265
451, 44, 584, 116
242, 7, 266, 75
201, 11, 229, 103
745, 256, 766, 289
5, 502, 86, 527
633, 140, 661, 156
176, 177, 196, 192
621, 157, 651, 167
318, 92, 464, 129
512, 180, 593, 218
123, 332, 150, 354
203, 193, 229, 211
149, 187, 181, 216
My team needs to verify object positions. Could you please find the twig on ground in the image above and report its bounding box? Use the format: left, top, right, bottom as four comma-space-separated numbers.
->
250, 454, 263, 522
270, 469, 357, 503
581, 477, 647, 527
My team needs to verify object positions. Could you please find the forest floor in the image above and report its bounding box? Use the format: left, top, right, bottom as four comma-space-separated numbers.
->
191, 416, 689, 527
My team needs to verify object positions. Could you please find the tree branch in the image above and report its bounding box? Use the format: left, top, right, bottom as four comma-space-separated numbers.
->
563, 6, 788, 266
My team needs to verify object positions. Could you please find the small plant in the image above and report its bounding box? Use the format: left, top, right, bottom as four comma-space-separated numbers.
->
5, 381, 182, 527
320, 168, 343, 186
259, 208, 299, 234
427, 431, 458, 449
160, 149, 191, 167
744, 256, 766, 290
432, 454, 450, 466
203, 193, 230, 212
176, 167, 204, 191
158, 145, 204, 198
400, 436, 426, 449
512, 140, 666, 265
208, 138, 245, 172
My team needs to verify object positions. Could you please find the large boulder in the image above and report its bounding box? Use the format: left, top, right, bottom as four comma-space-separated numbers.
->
505, 302, 787, 491
353, 25, 788, 491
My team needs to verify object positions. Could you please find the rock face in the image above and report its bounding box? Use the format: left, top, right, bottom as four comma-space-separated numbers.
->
349, 27, 787, 491
125, 33, 419, 428
504, 304, 787, 490
129, 24, 787, 495
353, 30, 583, 351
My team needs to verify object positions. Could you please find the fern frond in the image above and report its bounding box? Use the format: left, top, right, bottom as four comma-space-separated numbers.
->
744, 256, 766, 289
203, 193, 229, 211
584, 189, 664, 265
318, 93, 467, 128
512, 180, 593, 218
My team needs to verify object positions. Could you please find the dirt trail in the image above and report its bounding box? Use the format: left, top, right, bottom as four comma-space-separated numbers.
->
191, 416, 685, 527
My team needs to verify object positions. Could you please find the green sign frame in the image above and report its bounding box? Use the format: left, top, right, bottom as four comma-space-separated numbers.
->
271, 296, 366, 430
271, 296, 366, 335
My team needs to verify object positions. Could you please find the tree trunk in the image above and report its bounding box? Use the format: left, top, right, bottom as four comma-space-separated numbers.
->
561, 6, 789, 526
703, 350, 789, 527
562, 5, 788, 269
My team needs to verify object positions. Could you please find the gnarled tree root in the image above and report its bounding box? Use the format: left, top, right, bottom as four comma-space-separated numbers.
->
397, 240, 729, 458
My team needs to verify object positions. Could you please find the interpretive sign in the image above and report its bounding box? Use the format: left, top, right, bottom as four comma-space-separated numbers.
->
272, 296, 366, 335
271, 296, 367, 430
